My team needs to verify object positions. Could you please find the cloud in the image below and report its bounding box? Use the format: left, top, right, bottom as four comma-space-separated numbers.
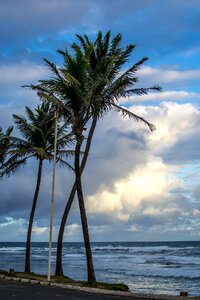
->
0, 0, 200, 242
0, 61, 48, 84
140, 102, 200, 163
119, 65, 200, 106
0, 61, 49, 128
82, 101, 200, 240
0, 217, 25, 228
32, 224, 48, 235
86, 157, 181, 221
121, 91, 200, 104
0, 0, 100, 63
0, 0, 95, 35
0, 217, 27, 241
1, 101, 200, 240
133, 102, 200, 151
64, 223, 81, 237
0, 0, 200, 66
133, 66, 200, 92
0, 61, 48, 102
138, 66, 200, 85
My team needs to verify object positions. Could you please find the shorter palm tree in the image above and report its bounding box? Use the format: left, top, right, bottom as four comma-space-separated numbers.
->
2, 102, 74, 273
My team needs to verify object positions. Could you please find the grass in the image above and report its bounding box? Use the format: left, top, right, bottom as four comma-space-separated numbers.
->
82, 282, 129, 291
0, 269, 129, 292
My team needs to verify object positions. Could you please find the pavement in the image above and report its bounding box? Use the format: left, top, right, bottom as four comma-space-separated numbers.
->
0, 279, 146, 300
0, 278, 199, 300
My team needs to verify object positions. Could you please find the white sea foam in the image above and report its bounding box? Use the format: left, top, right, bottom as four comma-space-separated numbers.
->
44, 247, 57, 251
0, 247, 25, 252
92, 245, 176, 253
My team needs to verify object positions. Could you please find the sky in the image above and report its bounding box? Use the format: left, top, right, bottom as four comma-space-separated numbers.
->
0, 0, 200, 242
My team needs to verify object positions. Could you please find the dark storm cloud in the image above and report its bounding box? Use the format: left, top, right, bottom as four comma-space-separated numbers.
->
106, 128, 147, 150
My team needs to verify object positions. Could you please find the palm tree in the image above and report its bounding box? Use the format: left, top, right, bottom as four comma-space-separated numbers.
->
25, 31, 161, 283
55, 116, 97, 276
54, 31, 161, 276
26, 48, 98, 283
3, 102, 73, 273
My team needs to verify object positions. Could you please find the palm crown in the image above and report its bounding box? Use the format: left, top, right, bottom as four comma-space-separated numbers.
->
27, 31, 161, 136
2, 102, 74, 178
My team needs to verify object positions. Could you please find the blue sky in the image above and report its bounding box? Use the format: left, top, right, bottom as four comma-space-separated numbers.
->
0, 0, 200, 242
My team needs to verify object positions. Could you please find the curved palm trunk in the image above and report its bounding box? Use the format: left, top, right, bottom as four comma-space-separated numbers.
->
74, 135, 96, 284
55, 117, 97, 276
25, 158, 43, 273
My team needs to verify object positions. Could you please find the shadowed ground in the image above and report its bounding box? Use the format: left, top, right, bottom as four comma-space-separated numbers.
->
0, 279, 148, 300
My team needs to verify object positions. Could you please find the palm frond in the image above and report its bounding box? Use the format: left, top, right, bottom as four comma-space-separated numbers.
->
0, 157, 27, 178
112, 103, 156, 131
5, 126, 14, 136
125, 86, 162, 95
55, 156, 74, 171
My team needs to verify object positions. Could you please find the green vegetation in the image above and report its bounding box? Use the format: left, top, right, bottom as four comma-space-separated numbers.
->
0, 269, 129, 291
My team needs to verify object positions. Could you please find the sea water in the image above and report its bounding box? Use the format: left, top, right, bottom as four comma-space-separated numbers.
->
0, 241, 199, 296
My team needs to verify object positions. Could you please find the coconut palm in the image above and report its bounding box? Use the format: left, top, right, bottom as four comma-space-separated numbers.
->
55, 116, 97, 276
54, 31, 161, 276
25, 31, 161, 283
2, 102, 74, 273
26, 48, 98, 283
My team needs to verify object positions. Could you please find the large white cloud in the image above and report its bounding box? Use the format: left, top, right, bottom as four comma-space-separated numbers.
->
86, 157, 180, 221
83, 101, 200, 239
139, 102, 200, 148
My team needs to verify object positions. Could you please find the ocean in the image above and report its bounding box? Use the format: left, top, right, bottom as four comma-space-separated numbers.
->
0, 241, 199, 296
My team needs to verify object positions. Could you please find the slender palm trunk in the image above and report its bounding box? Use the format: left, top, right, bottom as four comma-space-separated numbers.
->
25, 158, 43, 273
55, 117, 97, 276
48, 110, 58, 281
75, 135, 96, 284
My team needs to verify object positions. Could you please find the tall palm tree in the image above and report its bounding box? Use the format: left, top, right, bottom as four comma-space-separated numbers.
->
55, 116, 97, 276
27, 48, 98, 283
26, 31, 161, 283
54, 31, 161, 277
3, 102, 74, 273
